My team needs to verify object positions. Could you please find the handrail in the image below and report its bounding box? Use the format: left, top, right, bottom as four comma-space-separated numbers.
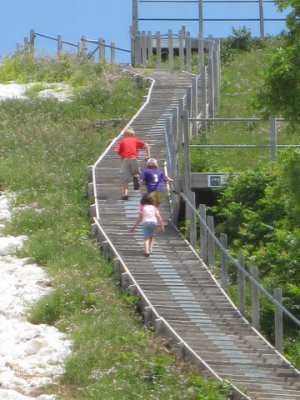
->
177, 188, 300, 328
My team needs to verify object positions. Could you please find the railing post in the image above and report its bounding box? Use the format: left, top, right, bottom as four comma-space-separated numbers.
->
29, 29, 35, 57
186, 32, 192, 72
168, 29, 174, 70
208, 52, 215, 118
238, 253, 246, 316
111, 42, 116, 64
57, 34, 63, 57
220, 233, 228, 291
132, 0, 139, 65
269, 114, 277, 161
156, 31, 161, 68
179, 29, 185, 71
191, 77, 198, 134
183, 109, 191, 194
147, 31, 152, 63
81, 35, 87, 57
188, 191, 197, 247
141, 31, 147, 65
207, 215, 215, 268
198, 34, 204, 71
251, 266, 260, 330
274, 288, 283, 353
199, 204, 208, 263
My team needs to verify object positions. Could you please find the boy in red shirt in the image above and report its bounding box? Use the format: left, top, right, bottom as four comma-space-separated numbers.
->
115, 128, 150, 200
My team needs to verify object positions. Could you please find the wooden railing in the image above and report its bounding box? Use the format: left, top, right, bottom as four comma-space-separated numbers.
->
163, 89, 300, 355
18, 30, 130, 64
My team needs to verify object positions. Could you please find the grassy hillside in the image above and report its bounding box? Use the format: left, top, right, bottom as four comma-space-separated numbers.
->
0, 53, 231, 399
191, 37, 300, 173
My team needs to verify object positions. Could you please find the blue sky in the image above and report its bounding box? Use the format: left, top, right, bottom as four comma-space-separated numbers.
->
0, 0, 289, 64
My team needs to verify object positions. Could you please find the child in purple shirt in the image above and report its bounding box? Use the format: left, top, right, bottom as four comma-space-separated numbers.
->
140, 158, 174, 207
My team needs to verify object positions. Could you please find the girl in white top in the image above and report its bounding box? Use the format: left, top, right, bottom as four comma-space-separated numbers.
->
130, 193, 164, 256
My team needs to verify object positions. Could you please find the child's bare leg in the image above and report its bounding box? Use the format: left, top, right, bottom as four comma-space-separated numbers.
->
144, 238, 150, 254
122, 182, 129, 196
149, 237, 155, 253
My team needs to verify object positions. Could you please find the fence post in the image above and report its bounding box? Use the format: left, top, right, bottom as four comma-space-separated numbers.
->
147, 31, 152, 63
141, 31, 147, 65
183, 109, 191, 194
57, 34, 63, 57
156, 31, 161, 68
251, 266, 260, 330
179, 29, 185, 71
186, 32, 192, 73
29, 29, 35, 57
238, 252, 246, 316
199, 204, 208, 263
191, 77, 198, 134
111, 42, 116, 64
132, 0, 139, 65
220, 233, 228, 291
168, 29, 174, 70
81, 36, 87, 57
135, 32, 141, 66
207, 215, 215, 268
274, 288, 283, 353
259, 0, 265, 38
269, 115, 277, 161
188, 191, 197, 247
207, 53, 215, 118
198, 34, 204, 72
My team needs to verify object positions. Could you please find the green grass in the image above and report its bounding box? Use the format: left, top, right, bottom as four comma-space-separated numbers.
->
0, 55, 230, 399
191, 37, 300, 172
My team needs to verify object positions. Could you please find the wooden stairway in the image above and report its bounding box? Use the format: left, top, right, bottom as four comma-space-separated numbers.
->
92, 69, 300, 399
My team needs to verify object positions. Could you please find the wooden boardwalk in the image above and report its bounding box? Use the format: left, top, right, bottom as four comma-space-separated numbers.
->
92, 70, 300, 400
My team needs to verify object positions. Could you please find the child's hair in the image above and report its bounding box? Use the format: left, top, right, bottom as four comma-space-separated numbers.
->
125, 127, 135, 136
146, 158, 158, 168
140, 193, 154, 205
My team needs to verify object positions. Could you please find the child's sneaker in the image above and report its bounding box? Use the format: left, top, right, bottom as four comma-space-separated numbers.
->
133, 176, 140, 190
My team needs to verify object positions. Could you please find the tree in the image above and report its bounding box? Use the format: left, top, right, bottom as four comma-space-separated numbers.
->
257, 1, 300, 123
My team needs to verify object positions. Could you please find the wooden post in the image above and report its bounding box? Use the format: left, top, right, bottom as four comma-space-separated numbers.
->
198, 0, 204, 38
168, 29, 174, 70
188, 191, 197, 247
186, 32, 192, 72
198, 34, 204, 71
29, 29, 35, 56
207, 215, 215, 268
251, 266, 260, 330
191, 77, 198, 134
98, 38, 105, 63
179, 29, 185, 71
147, 31, 152, 63
213, 42, 220, 108
141, 31, 147, 65
220, 233, 228, 291
274, 288, 283, 353
156, 31, 161, 68
269, 115, 277, 161
131, 0, 139, 65
111, 42, 116, 64
259, 0, 265, 38
208, 55, 214, 117
57, 34, 63, 57
199, 204, 208, 263
200, 65, 207, 130
238, 253, 246, 316
81, 36, 87, 57
135, 32, 141, 66
183, 110, 191, 194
